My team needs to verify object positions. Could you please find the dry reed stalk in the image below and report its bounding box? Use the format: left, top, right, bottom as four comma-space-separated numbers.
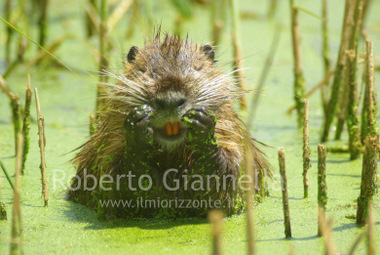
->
211, 0, 227, 46
229, 0, 247, 110
348, 231, 365, 255
278, 147, 292, 238
10, 133, 24, 255
209, 210, 224, 255
317, 144, 327, 236
107, 0, 134, 34
321, 0, 331, 115
245, 140, 256, 255
302, 99, 311, 198
96, 0, 109, 114
290, 3, 306, 128
5, 0, 13, 67
248, 26, 281, 127
361, 40, 378, 142
367, 202, 375, 255
34, 88, 49, 207
318, 207, 336, 255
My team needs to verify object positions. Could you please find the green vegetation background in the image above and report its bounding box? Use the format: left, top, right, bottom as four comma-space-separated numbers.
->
0, 0, 380, 254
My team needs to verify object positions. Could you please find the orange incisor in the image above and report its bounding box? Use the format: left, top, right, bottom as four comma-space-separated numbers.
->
165, 121, 180, 136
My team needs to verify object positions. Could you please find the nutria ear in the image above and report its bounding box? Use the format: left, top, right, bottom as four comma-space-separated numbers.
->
127, 46, 139, 63
200, 45, 215, 62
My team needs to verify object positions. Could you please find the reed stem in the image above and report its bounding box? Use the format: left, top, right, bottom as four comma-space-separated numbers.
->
321, 0, 355, 142
35, 88, 49, 207
10, 133, 24, 255
290, 5, 306, 128
356, 136, 378, 225
318, 144, 327, 236
302, 99, 311, 198
278, 147, 292, 238
229, 0, 247, 110
38, 0, 49, 47
21, 75, 32, 174
96, 0, 109, 114
321, 0, 331, 115
209, 210, 224, 255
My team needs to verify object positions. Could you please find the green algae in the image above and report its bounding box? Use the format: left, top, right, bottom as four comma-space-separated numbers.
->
0, 0, 379, 254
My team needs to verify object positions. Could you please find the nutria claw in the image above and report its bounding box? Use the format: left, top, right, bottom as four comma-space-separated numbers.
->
183, 107, 217, 143
124, 105, 153, 143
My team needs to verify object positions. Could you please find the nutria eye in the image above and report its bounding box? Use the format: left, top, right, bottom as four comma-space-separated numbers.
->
200, 45, 215, 62
127, 46, 139, 63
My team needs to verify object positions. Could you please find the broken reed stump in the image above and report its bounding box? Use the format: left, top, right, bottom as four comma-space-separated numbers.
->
321, 0, 357, 142
346, 50, 362, 160
290, 3, 306, 129
34, 88, 49, 207
321, 0, 331, 115
278, 147, 292, 238
229, 0, 247, 110
318, 207, 336, 255
209, 210, 224, 255
38, 0, 49, 47
245, 140, 256, 255
367, 202, 375, 255
318, 144, 327, 236
96, 0, 110, 114
10, 133, 24, 255
356, 136, 378, 225
21, 75, 32, 174
361, 40, 378, 142
302, 99, 311, 198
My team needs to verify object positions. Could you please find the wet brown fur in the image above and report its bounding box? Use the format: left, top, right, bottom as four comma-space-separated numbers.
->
68, 32, 270, 217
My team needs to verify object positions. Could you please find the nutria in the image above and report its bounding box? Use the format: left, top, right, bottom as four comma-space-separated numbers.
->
68, 32, 270, 218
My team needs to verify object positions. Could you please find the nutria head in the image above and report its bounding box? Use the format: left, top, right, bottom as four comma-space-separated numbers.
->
106, 34, 237, 151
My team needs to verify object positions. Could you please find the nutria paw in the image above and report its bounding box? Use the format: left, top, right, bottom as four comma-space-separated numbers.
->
124, 105, 154, 148
183, 107, 218, 148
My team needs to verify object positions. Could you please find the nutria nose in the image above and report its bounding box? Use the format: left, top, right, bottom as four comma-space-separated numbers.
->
155, 92, 188, 110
